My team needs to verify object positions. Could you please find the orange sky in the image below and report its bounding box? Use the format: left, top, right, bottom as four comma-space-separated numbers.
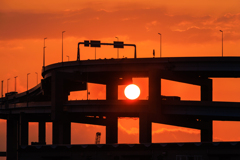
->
1, 0, 240, 152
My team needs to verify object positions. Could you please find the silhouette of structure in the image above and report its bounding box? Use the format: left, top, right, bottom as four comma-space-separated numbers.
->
95, 132, 101, 144
1, 41, 240, 159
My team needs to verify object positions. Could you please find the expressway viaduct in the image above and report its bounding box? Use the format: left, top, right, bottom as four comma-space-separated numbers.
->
1, 56, 240, 159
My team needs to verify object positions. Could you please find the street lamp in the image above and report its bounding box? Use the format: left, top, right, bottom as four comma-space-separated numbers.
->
158, 33, 162, 57
14, 76, 18, 92
220, 30, 223, 57
1, 80, 3, 98
66, 55, 69, 61
27, 73, 30, 91
7, 78, 10, 93
43, 37, 47, 67
115, 37, 119, 58
62, 31, 65, 63
35, 72, 38, 85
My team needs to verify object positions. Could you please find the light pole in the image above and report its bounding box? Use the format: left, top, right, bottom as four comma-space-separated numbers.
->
62, 31, 65, 63
35, 72, 38, 85
158, 33, 162, 57
7, 78, 10, 93
1, 80, 3, 98
66, 55, 69, 61
220, 30, 223, 57
43, 37, 47, 67
14, 76, 18, 92
115, 37, 119, 58
27, 73, 30, 91
1, 80, 2, 108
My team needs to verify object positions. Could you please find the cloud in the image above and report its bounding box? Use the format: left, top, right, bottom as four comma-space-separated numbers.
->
152, 127, 199, 135
1, 8, 240, 44
118, 121, 139, 135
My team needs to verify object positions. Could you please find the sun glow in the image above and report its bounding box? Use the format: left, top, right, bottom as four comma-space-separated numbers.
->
124, 84, 140, 100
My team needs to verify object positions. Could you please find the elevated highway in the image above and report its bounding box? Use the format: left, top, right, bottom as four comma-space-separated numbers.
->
1, 56, 240, 159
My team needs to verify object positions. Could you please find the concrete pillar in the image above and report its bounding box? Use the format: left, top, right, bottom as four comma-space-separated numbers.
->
201, 79, 212, 101
39, 121, 46, 144
7, 115, 18, 160
139, 70, 160, 144
53, 119, 71, 144
106, 114, 118, 144
139, 113, 152, 143
201, 120, 212, 142
51, 71, 71, 144
200, 79, 212, 142
19, 112, 28, 145
106, 79, 118, 101
149, 70, 161, 102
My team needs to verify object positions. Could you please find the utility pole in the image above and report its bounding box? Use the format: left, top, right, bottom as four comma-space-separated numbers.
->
35, 72, 38, 84
220, 30, 223, 57
27, 73, 30, 91
43, 37, 47, 68
158, 33, 162, 57
1, 80, 3, 98
7, 78, 10, 93
1, 80, 3, 109
62, 31, 65, 63
14, 76, 18, 92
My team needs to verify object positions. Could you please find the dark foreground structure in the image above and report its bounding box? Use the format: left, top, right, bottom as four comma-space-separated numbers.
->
2, 41, 240, 159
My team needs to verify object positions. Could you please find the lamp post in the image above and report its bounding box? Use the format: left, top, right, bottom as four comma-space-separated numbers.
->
27, 73, 30, 91
158, 33, 162, 57
62, 31, 65, 63
66, 55, 69, 61
7, 78, 10, 93
1, 80, 3, 98
43, 37, 47, 67
35, 72, 38, 85
220, 30, 223, 57
14, 76, 18, 92
115, 37, 119, 58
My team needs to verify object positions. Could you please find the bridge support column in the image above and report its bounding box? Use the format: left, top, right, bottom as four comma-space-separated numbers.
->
19, 112, 28, 145
7, 115, 18, 160
149, 70, 161, 103
51, 71, 71, 145
201, 120, 212, 142
53, 118, 71, 144
201, 79, 212, 101
139, 70, 160, 144
39, 121, 46, 144
106, 79, 118, 101
106, 114, 118, 144
139, 113, 152, 143
200, 79, 212, 142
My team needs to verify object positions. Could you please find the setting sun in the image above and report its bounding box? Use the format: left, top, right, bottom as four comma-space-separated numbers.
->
124, 84, 140, 100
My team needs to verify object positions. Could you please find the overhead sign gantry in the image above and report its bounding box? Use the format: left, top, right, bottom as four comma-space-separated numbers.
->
77, 40, 137, 61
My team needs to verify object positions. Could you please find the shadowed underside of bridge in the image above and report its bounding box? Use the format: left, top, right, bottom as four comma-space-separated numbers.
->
1, 57, 240, 160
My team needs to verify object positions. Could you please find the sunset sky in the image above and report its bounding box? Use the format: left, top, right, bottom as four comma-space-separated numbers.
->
1, 0, 240, 153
